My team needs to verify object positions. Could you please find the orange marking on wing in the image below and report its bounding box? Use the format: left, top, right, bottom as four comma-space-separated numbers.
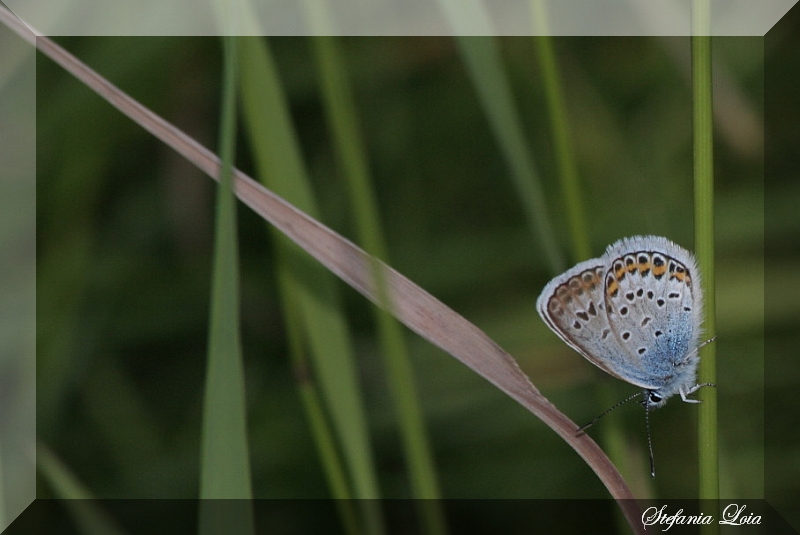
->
670, 271, 687, 283
606, 278, 619, 297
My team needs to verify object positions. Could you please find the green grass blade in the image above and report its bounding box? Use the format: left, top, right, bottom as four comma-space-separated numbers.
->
280, 271, 361, 535
531, 3, 638, 498
455, 35, 564, 274
236, 36, 384, 532
531, 3, 590, 264
692, 0, 719, 509
309, 32, 447, 534
537, 35, 589, 263
199, 36, 253, 505
38, 442, 127, 535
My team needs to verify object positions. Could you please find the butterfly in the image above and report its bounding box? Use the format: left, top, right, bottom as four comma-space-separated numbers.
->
536, 236, 714, 476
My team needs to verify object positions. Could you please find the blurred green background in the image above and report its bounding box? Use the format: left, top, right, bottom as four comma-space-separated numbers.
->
33, 29, 794, 530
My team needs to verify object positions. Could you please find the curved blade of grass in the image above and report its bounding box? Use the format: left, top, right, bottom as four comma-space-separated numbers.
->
229, 171, 644, 532
38, 441, 127, 535
12, 17, 647, 533
692, 0, 719, 509
235, 36, 385, 534
308, 31, 447, 535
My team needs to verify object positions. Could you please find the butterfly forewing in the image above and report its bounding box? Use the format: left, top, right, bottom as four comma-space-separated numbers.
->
536, 258, 656, 387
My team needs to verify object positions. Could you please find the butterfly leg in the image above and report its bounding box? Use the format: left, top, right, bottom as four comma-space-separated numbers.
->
679, 382, 716, 403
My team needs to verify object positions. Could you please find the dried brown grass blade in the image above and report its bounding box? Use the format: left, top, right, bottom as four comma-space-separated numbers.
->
1, 6, 645, 532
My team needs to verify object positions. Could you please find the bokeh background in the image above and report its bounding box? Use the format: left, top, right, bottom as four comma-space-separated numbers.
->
30, 17, 797, 533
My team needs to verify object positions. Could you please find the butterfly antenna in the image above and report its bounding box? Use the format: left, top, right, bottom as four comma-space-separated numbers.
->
685, 335, 717, 360
645, 399, 656, 477
699, 335, 717, 349
577, 390, 643, 434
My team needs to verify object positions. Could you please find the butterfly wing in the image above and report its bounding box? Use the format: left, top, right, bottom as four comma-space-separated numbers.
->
537, 257, 660, 389
601, 236, 703, 398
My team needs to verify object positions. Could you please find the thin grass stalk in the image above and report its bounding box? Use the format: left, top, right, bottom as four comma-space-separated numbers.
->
536, 34, 589, 262
280, 266, 361, 535
531, 8, 589, 263
455, 36, 565, 274
692, 0, 719, 511
531, 2, 643, 500
198, 36, 255, 535
38, 442, 126, 535
309, 33, 447, 535
199, 35, 253, 503
235, 36, 385, 535
294, 385, 362, 535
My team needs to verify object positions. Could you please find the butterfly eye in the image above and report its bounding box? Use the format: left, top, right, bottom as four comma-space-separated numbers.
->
648, 392, 662, 405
